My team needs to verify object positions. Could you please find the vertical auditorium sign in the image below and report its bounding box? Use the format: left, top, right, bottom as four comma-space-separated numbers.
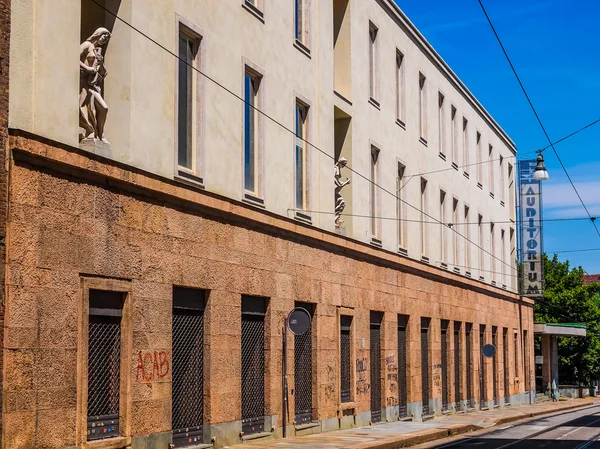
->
519, 159, 544, 297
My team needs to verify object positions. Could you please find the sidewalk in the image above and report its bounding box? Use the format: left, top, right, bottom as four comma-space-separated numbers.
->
227, 399, 596, 449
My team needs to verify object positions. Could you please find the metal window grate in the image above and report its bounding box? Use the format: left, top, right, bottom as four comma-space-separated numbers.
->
466, 324, 473, 408
441, 320, 449, 411
370, 312, 382, 423
421, 318, 430, 416
492, 327, 498, 406
454, 323, 461, 410
479, 326, 486, 409
340, 316, 352, 403
172, 287, 205, 447
503, 328, 510, 404
87, 314, 121, 441
294, 303, 313, 425
398, 316, 408, 418
523, 330, 529, 392
241, 297, 266, 435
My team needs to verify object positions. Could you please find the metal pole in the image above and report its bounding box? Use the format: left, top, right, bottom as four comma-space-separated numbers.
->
282, 317, 287, 438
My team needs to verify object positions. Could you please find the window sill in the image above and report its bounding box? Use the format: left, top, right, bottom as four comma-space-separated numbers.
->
453, 266, 461, 274
479, 276, 485, 281
440, 262, 448, 270
82, 437, 130, 449
242, 191, 265, 208
368, 96, 381, 110
419, 137, 428, 147
491, 280, 497, 286
500, 200, 505, 207
421, 255, 430, 264
465, 271, 472, 278
175, 169, 205, 189
490, 192, 495, 199
451, 162, 459, 171
398, 247, 408, 256
293, 210, 312, 225
333, 89, 352, 106
463, 171, 470, 179
439, 152, 446, 161
477, 182, 483, 190
293, 39, 311, 58
370, 236, 382, 247
242, 1, 265, 23
395, 118, 406, 129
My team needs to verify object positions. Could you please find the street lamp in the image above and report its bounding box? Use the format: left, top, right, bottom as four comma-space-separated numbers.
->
533, 151, 549, 181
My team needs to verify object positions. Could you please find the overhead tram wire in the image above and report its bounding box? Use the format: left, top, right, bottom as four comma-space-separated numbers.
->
89, 0, 517, 273
478, 0, 600, 240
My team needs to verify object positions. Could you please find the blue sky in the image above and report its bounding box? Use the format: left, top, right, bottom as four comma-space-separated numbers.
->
395, 0, 600, 273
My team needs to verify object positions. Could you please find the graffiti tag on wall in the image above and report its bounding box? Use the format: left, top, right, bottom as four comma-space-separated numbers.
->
136, 351, 169, 382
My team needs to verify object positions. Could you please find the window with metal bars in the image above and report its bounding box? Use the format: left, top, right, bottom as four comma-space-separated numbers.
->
503, 328, 510, 404
172, 287, 206, 447
441, 320, 449, 411
398, 315, 408, 418
294, 302, 314, 425
241, 296, 267, 435
87, 290, 124, 441
421, 318, 431, 416
340, 315, 352, 403
524, 330, 530, 392
492, 326, 498, 407
370, 312, 383, 423
466, 323, 473, 408
514, 331, 518, 382
479, 325, 486, 409
454, 322, 462, 411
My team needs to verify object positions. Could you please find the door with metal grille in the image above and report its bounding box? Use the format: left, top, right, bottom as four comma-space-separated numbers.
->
172, 287, 205, 447
370, 312, 382, 423
441, 320, 449, 412
492, 327, 498, 407
503, 328, 510, 404
466, 324, 473, 408
479, 326, 486, 409
398, 315, 408, 418
87, 290, 123, 441
421, 318, 430, 416
241, 297, 266, 435
454, 322, 461, 410
340, 316, 352, 403
294, 302, 313, 425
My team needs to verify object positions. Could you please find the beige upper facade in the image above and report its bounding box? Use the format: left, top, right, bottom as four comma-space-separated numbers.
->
9, 0, 518, 290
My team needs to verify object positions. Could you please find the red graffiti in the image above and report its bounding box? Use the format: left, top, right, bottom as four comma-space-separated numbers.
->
136, 351, 169, 381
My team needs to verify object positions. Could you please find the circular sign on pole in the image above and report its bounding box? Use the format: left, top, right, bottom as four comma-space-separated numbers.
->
482, 344, 496, 358
287, 307, 311, 335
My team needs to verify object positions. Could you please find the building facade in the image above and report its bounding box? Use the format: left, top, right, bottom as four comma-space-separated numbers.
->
2, 0, 533, 448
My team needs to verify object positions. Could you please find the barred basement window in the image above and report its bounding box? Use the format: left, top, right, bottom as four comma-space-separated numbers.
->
454, 322, 462, 410
340, 315, 352, 403
87, 290, 124, 441
241, 296, 267, 435
398, 315, 408, 417
492, 326, 498, 406
370, 312, 383, 423
441, 320, 449, 411
294, 302, 314, 425
503, 328, 510, 404
466, 323, 473, 408
421, 317, 431, 416
172, 287, 206, 447
479, 325, 486, 409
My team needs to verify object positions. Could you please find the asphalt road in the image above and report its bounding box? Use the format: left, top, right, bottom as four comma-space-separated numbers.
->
421, 404, 600, 449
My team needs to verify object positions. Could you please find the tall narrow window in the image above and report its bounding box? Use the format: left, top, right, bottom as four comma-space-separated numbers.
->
441, 320, 449, 411
508, 163, 515, 220
294, 0, 309, 46
490, 223, 496, 282
370, 312, 383, 423
479, 325, 486, 409
523, 330, 530, 392
340, 315, 353, 403
489, 145, 495, 196
466, 323, 473, 408
369, 23, 378, 101
398, 315, 408, 417
295, 101, 309, 209
499, 156, 505, 204
492, 327, 498, 405
453, 198, 459, 267
513, 331, 519, 383
438, 92, 445, 155
454, 322, 462, 409
87, 291, 124, 441
396, 51, 405, 123
451, 106, 458, 166
419, 74, 427, 141
421, 318, 431, 416
462, 118, 469, 173
397, 163, 406, 250
510, 228, 516, 291
501, 229, 506, 286
294, 302, 314, 424
244, 69, 262, 194
370, 147, 380, 239
478, 214, 484, 279
440, 190, 447, 264
503, 328, 510, 404
476, 132, 482, 186
172, 287, 206, 446
178, 28, 200, 171
241, 296, 267, 435
421, 178, 428, 257
464, 205, 471, 273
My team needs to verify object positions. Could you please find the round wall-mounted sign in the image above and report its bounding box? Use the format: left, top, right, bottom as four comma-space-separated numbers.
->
482, 344, 496, 358
287, 307, 311, 335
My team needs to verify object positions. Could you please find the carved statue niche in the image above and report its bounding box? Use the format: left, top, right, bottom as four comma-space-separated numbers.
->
79, 27, 111, 143
334, 157, 351, 230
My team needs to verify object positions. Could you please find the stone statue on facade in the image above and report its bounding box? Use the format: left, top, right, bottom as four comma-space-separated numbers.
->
79, 27, 111, 143
334, 157, 351, 230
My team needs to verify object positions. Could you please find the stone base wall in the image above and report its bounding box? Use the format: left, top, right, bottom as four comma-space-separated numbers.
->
3, 133, 535, 449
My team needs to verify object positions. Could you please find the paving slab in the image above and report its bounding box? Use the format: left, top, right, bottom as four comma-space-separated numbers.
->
226, 399, 596, 449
